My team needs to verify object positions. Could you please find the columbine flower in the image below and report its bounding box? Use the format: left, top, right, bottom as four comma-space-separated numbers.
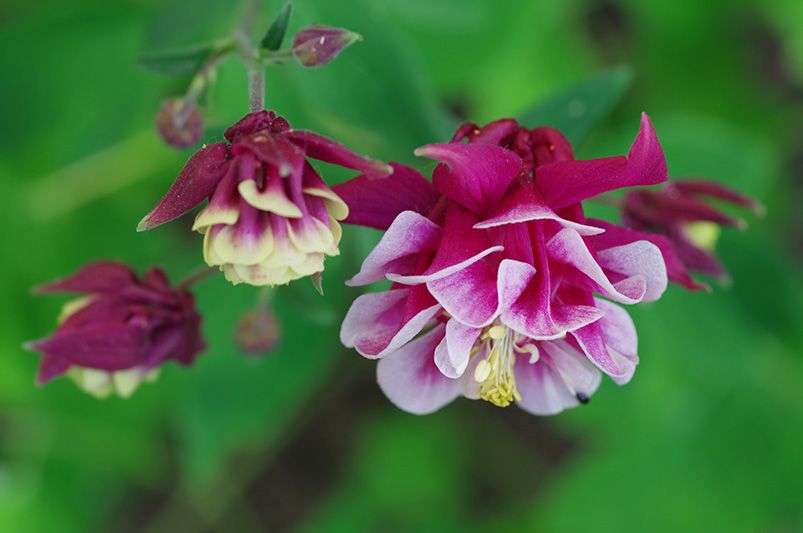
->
138, 110, 390, 286
622, 180, 763, 287
336, 113, 670, 415
25, 262, 204, 398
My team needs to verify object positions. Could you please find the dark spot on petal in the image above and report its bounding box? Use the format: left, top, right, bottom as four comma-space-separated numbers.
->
576, 392, 590, 404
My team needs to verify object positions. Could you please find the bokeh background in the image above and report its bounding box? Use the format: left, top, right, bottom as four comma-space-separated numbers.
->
1, 0, 802, 531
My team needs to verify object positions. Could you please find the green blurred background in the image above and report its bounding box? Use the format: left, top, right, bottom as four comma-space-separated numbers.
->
1, 0, 802, 531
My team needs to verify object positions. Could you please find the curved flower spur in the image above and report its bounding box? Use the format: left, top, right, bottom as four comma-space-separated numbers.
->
336, 113, 671, 415
138, 110, 391, 286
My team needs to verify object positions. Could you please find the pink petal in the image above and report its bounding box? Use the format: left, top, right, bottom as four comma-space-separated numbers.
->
570, 318, 633, 380
377, 325, 461, 415
428, 259, 535, 328
347, 211, 442, 287
547, 228, 647, 304
416, 142, 522, 216
387, 204, 503, 285
474, 181, 605, 236
434, 319, 482, 378
287, 130, 392, 177
35, 261, 137, 294
586, 218, 708, 291
596, 241, 667, 302
515, 340, 601, 416
535, 113, 667, 210
340, 288, 440, 359
332, 163, 440, 230
138, 143, 230, 231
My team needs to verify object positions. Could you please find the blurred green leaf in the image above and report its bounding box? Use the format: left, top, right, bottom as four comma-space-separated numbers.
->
138, 45, 218, 75
518, 66, 634, 146
260, 2, 292, 52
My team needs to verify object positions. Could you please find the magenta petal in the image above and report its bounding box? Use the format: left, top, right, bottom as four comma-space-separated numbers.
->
515, 340, 601, 416
27, 324, 146, 371
287, 130, 392, 177
416, 142, 522, 215
376, 325, 460, 415
138, 142, 230, 231
547, 228, 647, 304
428, 259, 536, 328
388, 204, 503, 285
35, 262, 136, 294
347, 211, 442, 287
475, 182, 604, 236
535, 113, 667, 210
340, 289, 440, 359
237, 133, 304, 179
434, 319, 482, 378
671, 180, 764, 214
332, 163, 440, 230
502, 282, 603, 340
587, 219, 708, 291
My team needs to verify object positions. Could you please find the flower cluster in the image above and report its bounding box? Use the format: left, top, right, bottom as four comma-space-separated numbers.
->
138, 110, 391, 286
26, 262, 204, 398
335, 114, 670, 414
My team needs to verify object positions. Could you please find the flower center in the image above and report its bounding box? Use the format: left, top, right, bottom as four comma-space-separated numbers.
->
473, 324, 523, 408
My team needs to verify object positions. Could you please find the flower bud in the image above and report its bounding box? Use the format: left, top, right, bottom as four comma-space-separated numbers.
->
235, 308, 280, 355
292, 25, 361, 68
156, 98, 203, 149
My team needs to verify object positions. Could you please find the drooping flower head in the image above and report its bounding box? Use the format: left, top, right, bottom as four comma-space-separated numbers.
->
138, 110, 391, 286
622, 180, 763, 287
25, 262, 204, 398
335, 113, 670, 415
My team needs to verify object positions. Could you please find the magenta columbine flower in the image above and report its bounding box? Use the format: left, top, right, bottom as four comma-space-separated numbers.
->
335, 113, 670, 414
622, 180, 763, 287
25, 262, 204, 398
138, 110, 391, 286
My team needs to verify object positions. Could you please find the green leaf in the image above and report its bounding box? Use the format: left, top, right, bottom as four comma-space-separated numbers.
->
517, 66, 634, 146
138, 44, 216, 75
260, 2, 293, 51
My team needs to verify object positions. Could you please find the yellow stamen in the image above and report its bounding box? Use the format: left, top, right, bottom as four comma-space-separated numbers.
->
473, 324, 522, 408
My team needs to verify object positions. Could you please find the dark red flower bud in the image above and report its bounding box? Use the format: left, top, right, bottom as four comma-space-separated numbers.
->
156, 98, 203, 149
25, 262, 205, 397
291, 25, 361, 68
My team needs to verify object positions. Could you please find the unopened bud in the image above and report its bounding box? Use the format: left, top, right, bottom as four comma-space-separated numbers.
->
156, 98, 203, 149
235, 309, 280, 355
291, 25, 361, 68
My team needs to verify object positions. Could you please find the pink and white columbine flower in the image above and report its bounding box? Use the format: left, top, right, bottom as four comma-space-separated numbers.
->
335, 114, 670, 415
138, 110, 391, 286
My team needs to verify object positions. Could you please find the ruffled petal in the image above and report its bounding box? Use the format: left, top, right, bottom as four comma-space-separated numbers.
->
137, 143, 230, 231
434, 319, 482, 378
427, 259, 535, 328
387, 204, 503, 285
332, 163, 440, 230
340, 288, 440, 359
547, 228, 647, 304
416, 142, 522, 216
347, 211, 442, 287
377, 325, 461, 415
535, 113, 667, 210
474, 181, 605, 236
596, 240, 667, 302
